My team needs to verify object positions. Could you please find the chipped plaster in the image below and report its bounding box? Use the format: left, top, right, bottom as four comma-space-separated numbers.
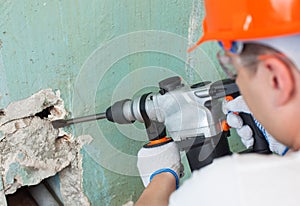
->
0, 89, 91, 205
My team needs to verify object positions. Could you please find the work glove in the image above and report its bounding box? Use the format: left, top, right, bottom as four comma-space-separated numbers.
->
137, 140, 182, 189
222, 96, 289, 156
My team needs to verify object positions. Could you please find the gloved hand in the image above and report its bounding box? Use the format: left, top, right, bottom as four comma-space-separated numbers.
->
137, 140, 182, 189
223, 96, 289, 156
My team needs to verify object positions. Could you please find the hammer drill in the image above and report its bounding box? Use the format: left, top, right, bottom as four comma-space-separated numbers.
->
52, 76, 271, 170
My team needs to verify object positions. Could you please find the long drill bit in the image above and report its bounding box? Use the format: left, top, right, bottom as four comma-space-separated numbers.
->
51, 112, 106, 129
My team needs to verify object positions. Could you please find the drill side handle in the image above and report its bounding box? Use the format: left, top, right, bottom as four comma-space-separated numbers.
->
239, 113, 272, 154
210, 78, 271, 154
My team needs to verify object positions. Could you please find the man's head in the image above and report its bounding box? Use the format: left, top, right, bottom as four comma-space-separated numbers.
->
190, 0, 300, 149
230, 42, 300, 150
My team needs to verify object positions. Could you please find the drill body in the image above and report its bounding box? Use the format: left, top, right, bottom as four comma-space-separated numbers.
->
53, 76, 270, 170
106, 77, 239, 170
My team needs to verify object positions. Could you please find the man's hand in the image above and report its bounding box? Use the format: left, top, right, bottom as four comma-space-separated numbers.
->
137, 140, 182, 188
223, 96, 289, 155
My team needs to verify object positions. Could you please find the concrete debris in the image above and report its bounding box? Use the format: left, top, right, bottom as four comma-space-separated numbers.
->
0, 117, 73, 194
0, 89, 66, 126
0, 191, 7, 206
0, 89, 91, 205
59, 135, 92, 206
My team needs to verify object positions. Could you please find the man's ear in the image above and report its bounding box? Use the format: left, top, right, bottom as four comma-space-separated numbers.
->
262, 57, 294, 106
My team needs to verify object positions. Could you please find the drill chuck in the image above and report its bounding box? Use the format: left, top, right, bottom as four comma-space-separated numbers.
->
105, 99, 135, 124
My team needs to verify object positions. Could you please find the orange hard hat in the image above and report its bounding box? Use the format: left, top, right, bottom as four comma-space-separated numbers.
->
188, 0, 300, 52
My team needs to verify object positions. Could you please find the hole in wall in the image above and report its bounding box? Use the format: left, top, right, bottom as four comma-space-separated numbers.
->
0, 109, 5, 116
0, 89, 90, 205
6, 186, 38, 206
34, 106, 54, 119
6, 178, 64, 206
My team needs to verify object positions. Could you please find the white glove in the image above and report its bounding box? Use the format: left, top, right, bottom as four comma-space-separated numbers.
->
223, 96, 289, 156
137, 141, 181, 188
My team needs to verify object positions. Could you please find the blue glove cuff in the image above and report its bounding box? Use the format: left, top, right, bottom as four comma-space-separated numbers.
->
281, 147, 289, 156
150, 168, 179, 189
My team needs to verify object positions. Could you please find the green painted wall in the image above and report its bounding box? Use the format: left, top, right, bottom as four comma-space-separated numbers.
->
0, 0, 244, 205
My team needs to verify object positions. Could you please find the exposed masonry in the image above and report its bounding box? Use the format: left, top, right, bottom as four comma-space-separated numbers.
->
0, 89, 92, 206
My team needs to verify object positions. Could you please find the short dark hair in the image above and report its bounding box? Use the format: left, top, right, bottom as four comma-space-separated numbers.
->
239, 43, 296, 74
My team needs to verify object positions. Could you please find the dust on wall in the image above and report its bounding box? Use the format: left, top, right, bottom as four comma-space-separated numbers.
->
0, 89, 91, 206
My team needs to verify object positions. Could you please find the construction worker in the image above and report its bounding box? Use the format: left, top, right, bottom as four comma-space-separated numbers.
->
135, 0, 300, 205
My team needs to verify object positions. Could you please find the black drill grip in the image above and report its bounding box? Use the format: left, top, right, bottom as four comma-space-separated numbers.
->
239, 112, 272, 154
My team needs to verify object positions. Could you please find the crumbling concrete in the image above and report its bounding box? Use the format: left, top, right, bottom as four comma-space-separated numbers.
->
0, 191, 7, 206
0, 89, 91, 205
59, 135, 92, 205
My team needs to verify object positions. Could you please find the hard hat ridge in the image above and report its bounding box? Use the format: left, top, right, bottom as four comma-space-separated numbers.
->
189, 0, 300, 53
